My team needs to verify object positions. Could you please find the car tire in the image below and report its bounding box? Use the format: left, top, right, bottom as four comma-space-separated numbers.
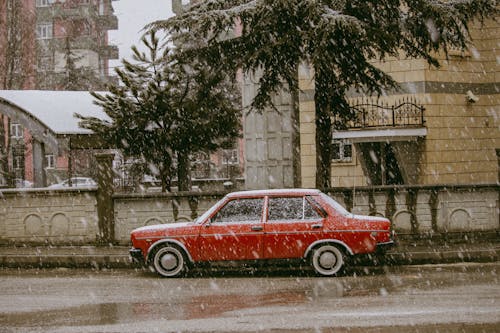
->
151, 244, 187, 278
310, 244, 345, 276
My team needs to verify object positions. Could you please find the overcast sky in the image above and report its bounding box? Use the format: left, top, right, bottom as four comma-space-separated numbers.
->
109, 0, 174, 72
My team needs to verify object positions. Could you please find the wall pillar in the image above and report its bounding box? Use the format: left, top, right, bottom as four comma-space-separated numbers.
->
32, 139, 46, 187
95, 152, 115, 244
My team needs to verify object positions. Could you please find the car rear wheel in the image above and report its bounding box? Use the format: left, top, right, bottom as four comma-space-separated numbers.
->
310, 244, 345, 276
151, 244, 187, 278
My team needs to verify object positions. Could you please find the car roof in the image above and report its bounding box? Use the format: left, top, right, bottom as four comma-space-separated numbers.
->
226, 188, 321, 198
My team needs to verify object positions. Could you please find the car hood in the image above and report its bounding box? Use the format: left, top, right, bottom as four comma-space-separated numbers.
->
131, 222, 199, 237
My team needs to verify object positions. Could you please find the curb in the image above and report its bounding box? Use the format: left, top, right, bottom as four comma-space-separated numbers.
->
1, 246, 499, 269
0, 254, 132, 269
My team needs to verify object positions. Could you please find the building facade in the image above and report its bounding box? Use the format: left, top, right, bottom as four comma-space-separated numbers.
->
0, 0, 118, 91
247, 18, 499, 189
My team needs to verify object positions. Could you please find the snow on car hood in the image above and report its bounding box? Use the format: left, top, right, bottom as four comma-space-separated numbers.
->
133, 222, 193, 233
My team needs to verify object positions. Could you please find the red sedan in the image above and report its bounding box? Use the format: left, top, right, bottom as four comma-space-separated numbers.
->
129, 189, 394, 277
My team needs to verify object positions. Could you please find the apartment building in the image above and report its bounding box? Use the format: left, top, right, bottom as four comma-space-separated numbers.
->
0, 0, 118, 187
0, 0, 118, 90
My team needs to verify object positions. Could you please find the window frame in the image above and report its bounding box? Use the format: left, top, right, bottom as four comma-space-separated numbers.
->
36, 23, 53, 40
36, 0, 51, 7
267, 196, 323, 223
10, 123, 23, 139
332, 139, 353, 162
45, 154, 55, 169
222, 148, 239, 165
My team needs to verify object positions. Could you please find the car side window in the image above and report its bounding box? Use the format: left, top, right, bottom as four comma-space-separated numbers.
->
268, 196, 321, 222
212, 198, 264, 223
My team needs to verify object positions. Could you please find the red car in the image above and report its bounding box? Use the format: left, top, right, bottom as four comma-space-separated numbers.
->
129, 189, 394, 277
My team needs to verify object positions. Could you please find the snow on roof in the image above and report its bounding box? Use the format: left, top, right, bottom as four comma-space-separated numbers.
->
0, 90, 109, 135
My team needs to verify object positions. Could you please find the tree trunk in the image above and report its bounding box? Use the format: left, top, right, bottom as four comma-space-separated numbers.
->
160, 155, 172, 192
314, 72, 333, 190
177, 150, 190, 192
0, 115, 8, 185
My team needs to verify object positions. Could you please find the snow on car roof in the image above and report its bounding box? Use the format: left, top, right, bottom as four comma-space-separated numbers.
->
226, 188, 321, 198
0, 90, 108, 134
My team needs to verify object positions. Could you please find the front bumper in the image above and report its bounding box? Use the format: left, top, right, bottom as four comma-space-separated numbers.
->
129, 248, 145, 264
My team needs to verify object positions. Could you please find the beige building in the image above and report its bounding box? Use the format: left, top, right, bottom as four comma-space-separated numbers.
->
296, 18, 499, 189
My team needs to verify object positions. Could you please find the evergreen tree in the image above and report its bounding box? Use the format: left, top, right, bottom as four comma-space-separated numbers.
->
76, 32, 241, 191
149, 0, 497, 189
60, 36, 105, 91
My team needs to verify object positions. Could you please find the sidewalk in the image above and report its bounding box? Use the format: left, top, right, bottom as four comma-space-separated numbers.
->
1, 241, 499, 269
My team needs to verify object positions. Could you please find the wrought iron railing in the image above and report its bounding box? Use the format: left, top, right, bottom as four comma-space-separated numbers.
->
340, 97, 425, 129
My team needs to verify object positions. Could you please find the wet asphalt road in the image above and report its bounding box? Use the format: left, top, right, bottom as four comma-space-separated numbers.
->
0, 263, 498, 333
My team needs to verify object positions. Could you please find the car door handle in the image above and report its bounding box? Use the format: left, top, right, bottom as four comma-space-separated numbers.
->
311, 224, 323, 229
251, 225, 263, 231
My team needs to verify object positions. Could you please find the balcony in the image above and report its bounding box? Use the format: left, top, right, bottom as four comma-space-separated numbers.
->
99, 45, 119, 60
97, 14, 118, 30
51, 36, 98, 51
342, 98, 425, 129
51, 4, 93, 19
333, 98, 427, 142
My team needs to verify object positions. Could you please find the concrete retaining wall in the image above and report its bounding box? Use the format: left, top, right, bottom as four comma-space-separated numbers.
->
113, 193, 222, 243
1, 185, 498, 245
0, 188, 98, 244
326, 185, 499, 236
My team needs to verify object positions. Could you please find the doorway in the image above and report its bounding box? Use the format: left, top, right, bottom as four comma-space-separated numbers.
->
358, 142, 404, 185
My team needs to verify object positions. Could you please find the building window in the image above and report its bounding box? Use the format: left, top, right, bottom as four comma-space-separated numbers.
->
45, 154, 55, 169
36, 0, 52, 7
38, 56, 53, 72
98, 0, 105, 15
12, 147, 25, 171
36, 23, 53, 40
332, 139, 353, 162
10, 123, 23, 139
222, 149, 239, 165
13, 156, 24, 170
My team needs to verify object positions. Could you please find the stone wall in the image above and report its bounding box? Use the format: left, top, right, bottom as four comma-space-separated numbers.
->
1, 185, 498, 245
0, 188, 98, 244
113, 192, 223, 243
327, 185, 499, 237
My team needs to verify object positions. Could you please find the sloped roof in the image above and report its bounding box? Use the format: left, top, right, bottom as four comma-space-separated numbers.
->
0, 90, 108, 135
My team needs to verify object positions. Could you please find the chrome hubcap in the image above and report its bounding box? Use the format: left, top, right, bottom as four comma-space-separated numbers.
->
160, 253, 178, 270
319, 251, 336, 268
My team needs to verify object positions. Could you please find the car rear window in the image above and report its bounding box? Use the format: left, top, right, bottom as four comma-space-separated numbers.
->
268, 196, 321, 222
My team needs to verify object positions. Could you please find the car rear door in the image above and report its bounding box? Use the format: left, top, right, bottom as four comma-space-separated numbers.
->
198, 197, 265, 261
263, 195, 325, 259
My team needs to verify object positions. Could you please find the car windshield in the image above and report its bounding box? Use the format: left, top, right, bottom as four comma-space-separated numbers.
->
194, 197, 227, 224
320, 193, 351, 217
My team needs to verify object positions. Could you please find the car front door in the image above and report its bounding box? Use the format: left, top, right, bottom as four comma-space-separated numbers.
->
198, 197, 265, 261
263, 196, 325, 259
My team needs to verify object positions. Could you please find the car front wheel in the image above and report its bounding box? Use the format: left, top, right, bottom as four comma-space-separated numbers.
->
151, 244, 187, 278
310, 244, 345, 276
